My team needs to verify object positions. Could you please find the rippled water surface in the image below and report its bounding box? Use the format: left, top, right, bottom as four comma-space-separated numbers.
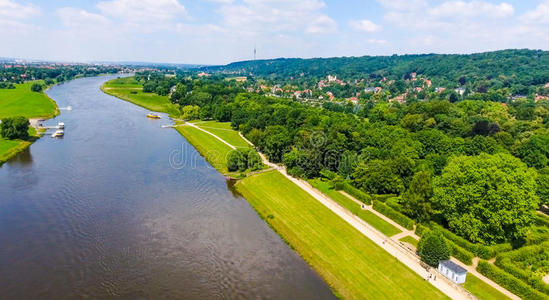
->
0, 76, 335, 299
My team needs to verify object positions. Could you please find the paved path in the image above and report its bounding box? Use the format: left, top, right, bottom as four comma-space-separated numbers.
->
185, 122, 237, 150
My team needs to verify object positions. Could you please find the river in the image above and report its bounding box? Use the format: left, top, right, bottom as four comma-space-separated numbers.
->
0, 76, 335, 299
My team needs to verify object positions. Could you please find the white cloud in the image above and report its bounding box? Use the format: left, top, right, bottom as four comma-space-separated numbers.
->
367, 38, 388, 45
218, 0, 336, 35
97, 0, 187, 22
0, 0, 39, 19
57, 8, 111, 28
349, 19, 381, 33
429, 1, 514, 19
521, 0, 549, 24
376, 0, 427, 11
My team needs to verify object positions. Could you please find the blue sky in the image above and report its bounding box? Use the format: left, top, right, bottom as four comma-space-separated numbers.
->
1, 0, 548, 64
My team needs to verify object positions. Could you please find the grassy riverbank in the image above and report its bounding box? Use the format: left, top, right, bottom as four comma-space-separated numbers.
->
102, 77, 448, 299
0, 81, 59, 119
101, 77, 180, 116
0, 82, 58, 165
236, 171, 448, 299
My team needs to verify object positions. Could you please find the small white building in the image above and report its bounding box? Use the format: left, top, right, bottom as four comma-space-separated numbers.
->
438, 260, 467, 284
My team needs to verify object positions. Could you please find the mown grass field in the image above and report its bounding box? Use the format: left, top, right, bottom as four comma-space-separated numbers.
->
0, 81, 58, 119
192, 121, 251, 148
464, 274, 511, 300
0, 82, 57, 164
237, 171, 448, 300
175, 123, 234, 173
310, 179, 402, 237
101, 77, 180, 116
399, 235, 419, 247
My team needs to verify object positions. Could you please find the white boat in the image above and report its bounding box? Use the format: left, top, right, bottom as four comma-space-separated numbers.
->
51, 130, 64, 138
57, 122, 65, 129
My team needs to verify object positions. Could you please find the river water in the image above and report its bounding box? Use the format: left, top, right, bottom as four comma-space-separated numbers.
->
0, 76, 335, 299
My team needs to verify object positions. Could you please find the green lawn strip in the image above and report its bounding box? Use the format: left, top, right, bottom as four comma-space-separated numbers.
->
237, 171, 447, 300
101, 78, 180, 116
194, 122, 251, 148
0, 81, 59, 119
175, 124, 233, 173
464, 273, 512, 300
399, 235, 419, 247
309, 179, 402, 237
0, 138, 30, 165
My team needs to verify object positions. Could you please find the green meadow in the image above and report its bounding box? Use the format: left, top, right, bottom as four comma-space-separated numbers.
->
101, 77, 180, 116
0, 82, 58, 164
237, 171, 448, 300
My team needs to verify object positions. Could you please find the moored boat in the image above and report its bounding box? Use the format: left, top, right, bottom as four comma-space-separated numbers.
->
147, 114, 161, 119
51, 130, 64, 138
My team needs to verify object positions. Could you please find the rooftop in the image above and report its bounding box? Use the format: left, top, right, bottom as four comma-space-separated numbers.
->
439, 260, 467, 274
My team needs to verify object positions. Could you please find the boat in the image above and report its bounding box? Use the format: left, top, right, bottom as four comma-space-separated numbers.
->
57, 122, 65, 129
147, 114, 161, 119
51, 130, 64, 138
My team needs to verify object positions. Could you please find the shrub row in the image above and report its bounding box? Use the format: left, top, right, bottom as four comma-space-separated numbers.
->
477, 261, 548, 300
373, 200, 415, 230
384, 197, 402, 212
429, 222, 512, 259
495, 242, 549, 295
343, 183, 372, 205
319, 169, 338, 180
446, 239, 474, 265
415, 224, 430, 237
373, 194, 397, 203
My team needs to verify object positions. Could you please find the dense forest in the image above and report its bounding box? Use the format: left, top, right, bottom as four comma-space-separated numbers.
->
132, 72, 549, 246
202, 49, 549, 96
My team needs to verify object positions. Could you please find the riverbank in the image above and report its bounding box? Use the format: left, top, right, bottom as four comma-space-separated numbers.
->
101, 77, 180, 117
0, 81, 59, 165
101, 78, 452, 299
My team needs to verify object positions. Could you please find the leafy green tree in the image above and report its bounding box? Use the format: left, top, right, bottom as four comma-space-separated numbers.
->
30, 83, 43, 92
352, 160, 404, 195
418, 230, 450, 267
432, 153, 539, 244
227, 149, 248, 172
401, 171, 435, 222
536, 169, 549, 207
515, 134, 549, 169
0, 116, 29, 140
181, 105, 200, 121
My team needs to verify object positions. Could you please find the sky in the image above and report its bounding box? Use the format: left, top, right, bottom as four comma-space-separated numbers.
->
1, 0, 549, 65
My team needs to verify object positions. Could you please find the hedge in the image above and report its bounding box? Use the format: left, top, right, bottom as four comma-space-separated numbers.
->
334, 181, 344, 190
429, 222, 512, 259
373, 200, 415, 230
446, 239, 474, 265
373, 194, 396, 203
385, 197, 402, 212
343, 183, 372, 204
415, 224, 431, 237
319, 169, 338, 180
477, 260, 548, 300
495, 242, 549, 295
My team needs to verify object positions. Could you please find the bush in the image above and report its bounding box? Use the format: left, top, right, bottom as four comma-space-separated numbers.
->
477, 260, 548, 300
495, 242, 549, 295
418, 230, 450, 267
415, 224, 431, 237
30, 83, 43, 92
446, 240, 474, 265
343, 183, 372, 204
385, 197, 402, 211
429, 222, 511, 259
373, 200, 415, 230
319, 169, 337, 180
0, 116, 29, 140
334, 181, 344, 191
374, 194, 397, 202
227, 149, 263, 172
